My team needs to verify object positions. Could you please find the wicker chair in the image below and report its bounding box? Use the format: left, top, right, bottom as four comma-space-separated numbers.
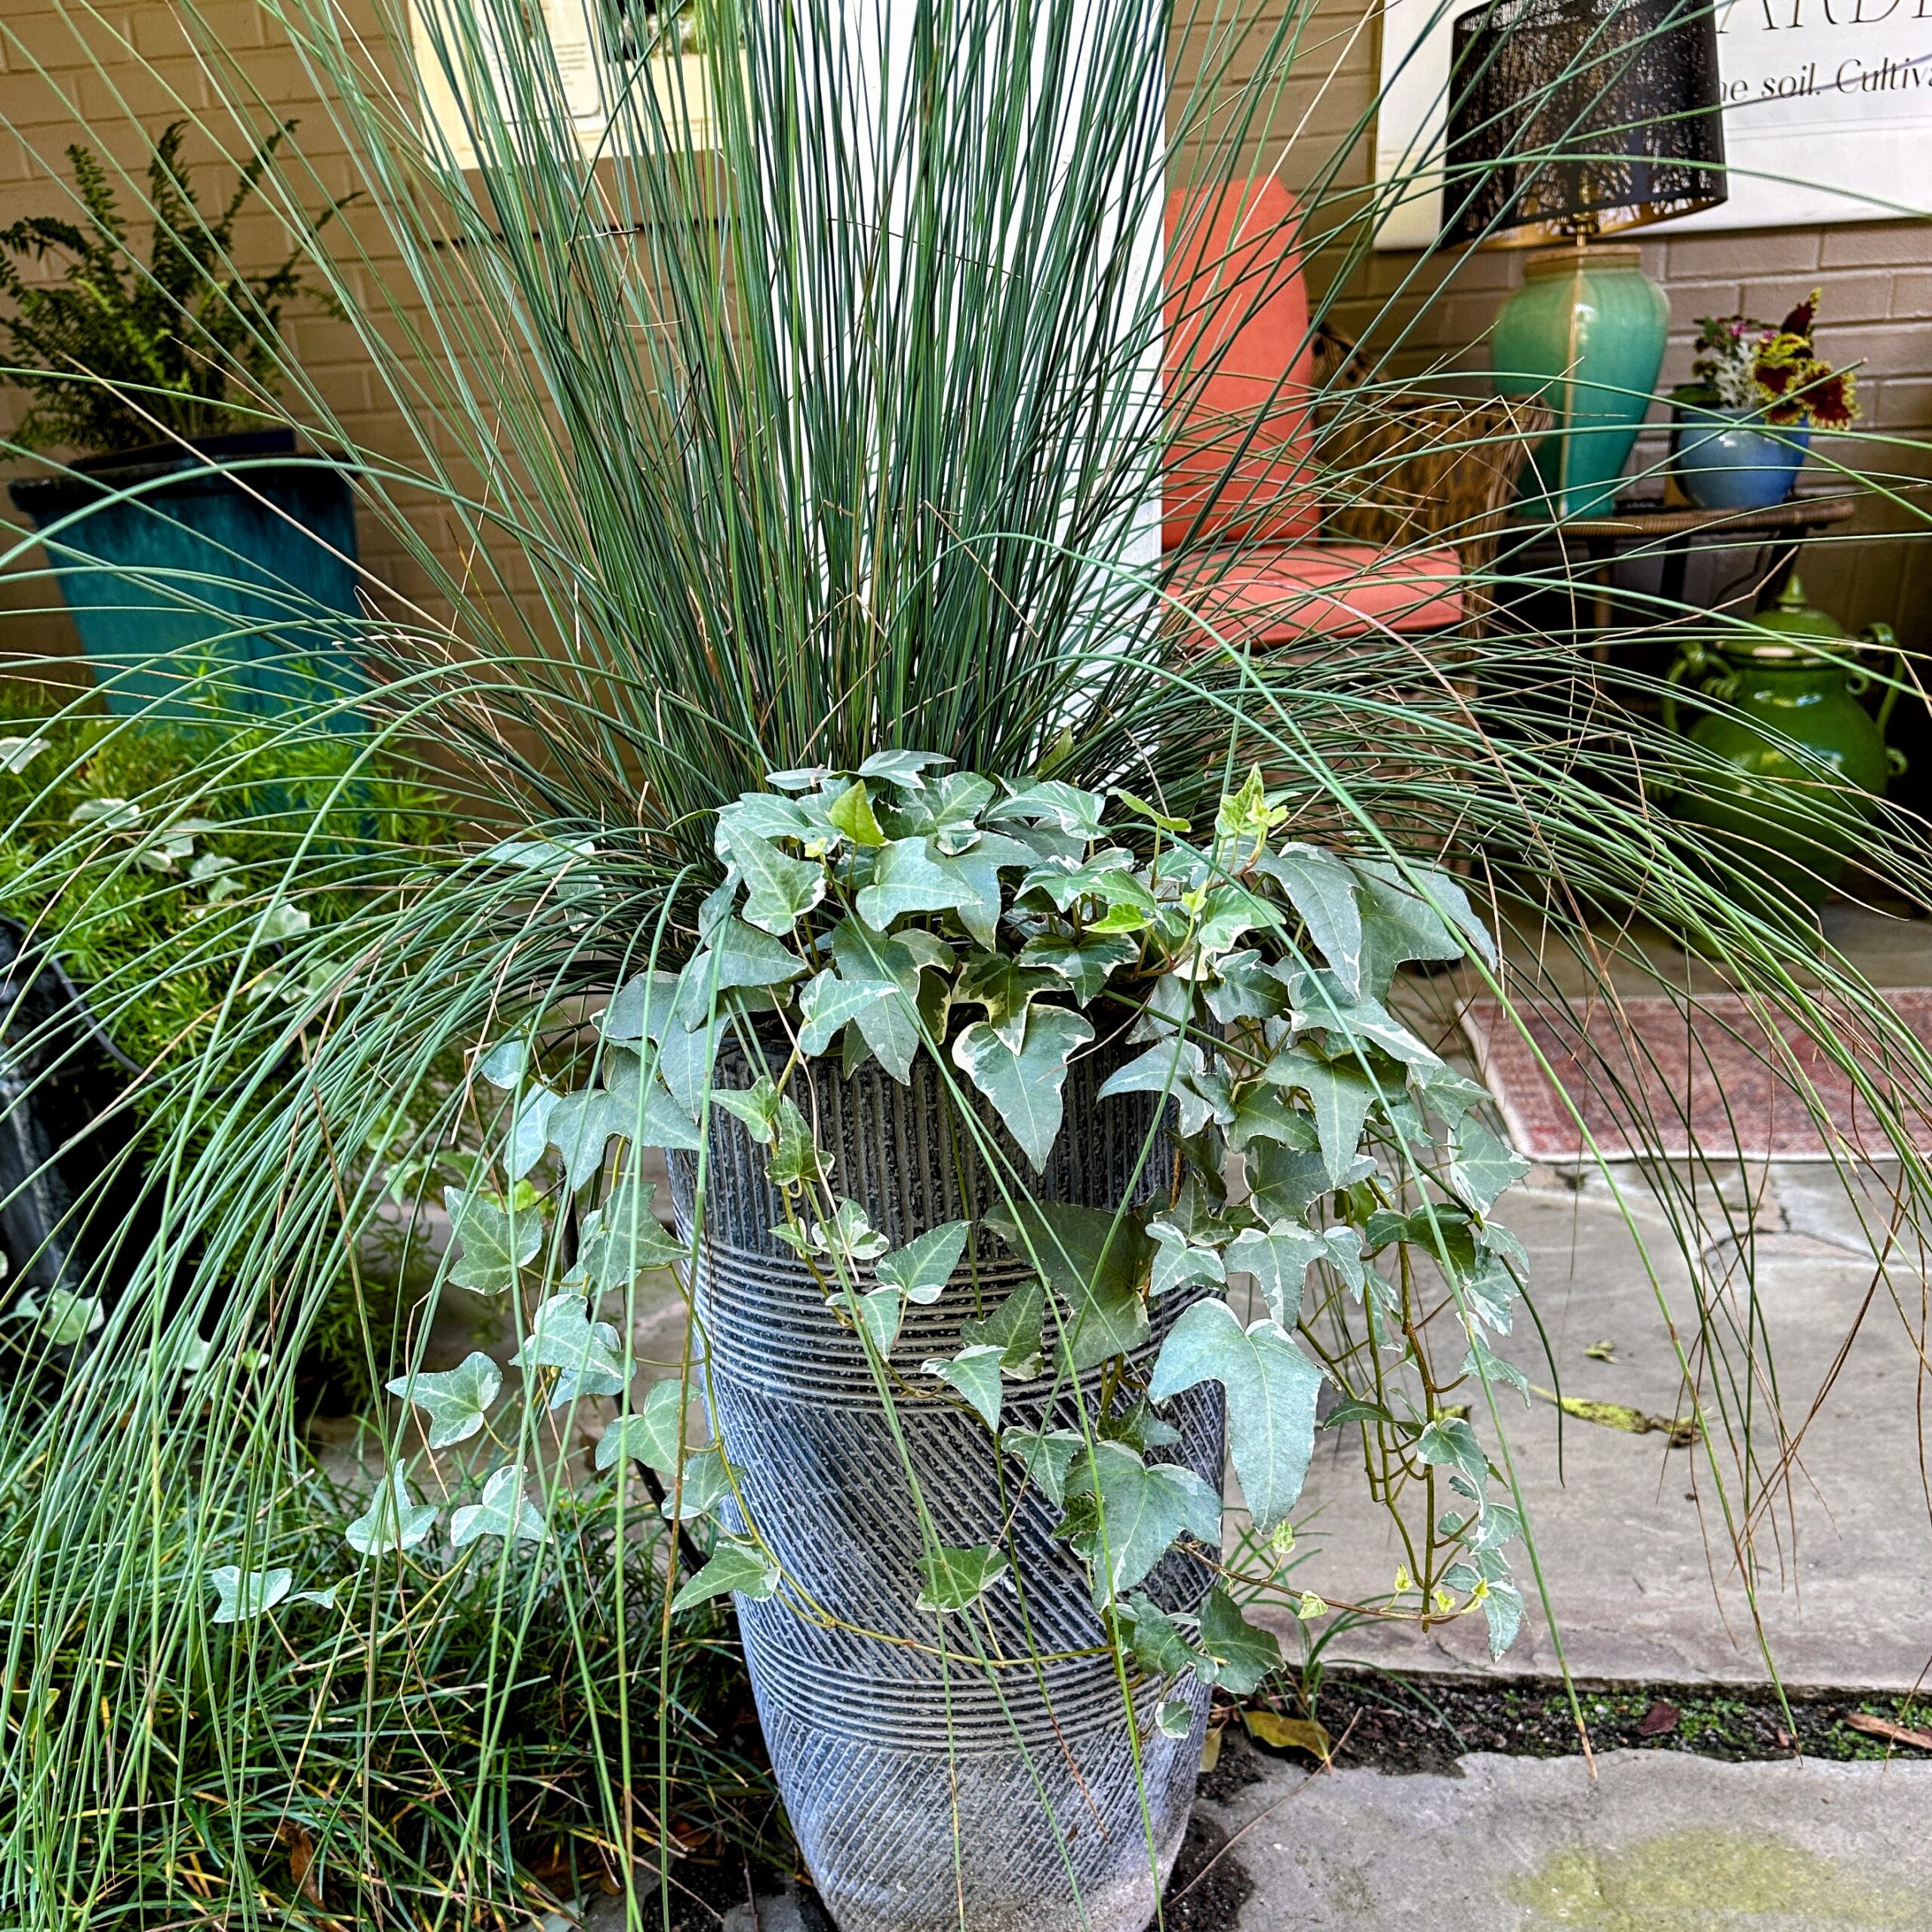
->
1308, 325, 1552, 637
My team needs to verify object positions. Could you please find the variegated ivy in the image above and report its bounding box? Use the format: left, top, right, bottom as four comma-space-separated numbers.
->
373, 755, 1534, 1685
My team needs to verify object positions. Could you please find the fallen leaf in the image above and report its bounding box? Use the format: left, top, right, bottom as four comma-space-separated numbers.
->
1844, 1712, 1932, 1752
1635, 1700, 1680, 1738
1534, 1386, 1697, 1447
1583, 1340, 1618, 1363
1199, 1724, 1223, 1774
1775, 1726, 1795, 1751
276, 1822, 322, 1906
1242, 1708, 1331, 1759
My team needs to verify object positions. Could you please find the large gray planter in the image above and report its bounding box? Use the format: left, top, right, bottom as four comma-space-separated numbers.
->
669, 1039, 1224, 1932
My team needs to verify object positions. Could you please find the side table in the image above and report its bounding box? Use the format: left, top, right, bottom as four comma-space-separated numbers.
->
1502, 488, 1862, 638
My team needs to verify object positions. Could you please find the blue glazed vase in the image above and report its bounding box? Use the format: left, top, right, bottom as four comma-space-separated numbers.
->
1491, 243, 1669, 521
670, 1038, 1224, 1932
1670, 404, 1810, 512
8, 428, 366, 729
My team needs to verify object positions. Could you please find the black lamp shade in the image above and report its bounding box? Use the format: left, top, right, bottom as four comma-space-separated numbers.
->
1438, 0, 1726, 248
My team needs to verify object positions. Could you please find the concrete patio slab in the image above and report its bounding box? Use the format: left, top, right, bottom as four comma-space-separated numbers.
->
1203, 1749, 1932, 1930
1274, 1169, 1932, 1692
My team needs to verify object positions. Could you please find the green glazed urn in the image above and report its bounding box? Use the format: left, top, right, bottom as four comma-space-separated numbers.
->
1664, 577, 1903, 911
1491, 243, 1669, 521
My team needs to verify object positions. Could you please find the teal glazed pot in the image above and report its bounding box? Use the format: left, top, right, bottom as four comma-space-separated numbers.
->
1491, 244, 1669, 520
1664, 578, 1904, 911
1671, 402, 1810, 512
8, 429, 365, 730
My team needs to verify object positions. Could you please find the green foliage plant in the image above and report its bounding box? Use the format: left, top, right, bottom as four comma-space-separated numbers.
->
0, 119, 347, 454
405, 761, 1536, 1706
0, 0, 1930, 1925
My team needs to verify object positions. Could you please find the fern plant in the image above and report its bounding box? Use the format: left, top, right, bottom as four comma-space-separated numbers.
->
0, 120, 346, 455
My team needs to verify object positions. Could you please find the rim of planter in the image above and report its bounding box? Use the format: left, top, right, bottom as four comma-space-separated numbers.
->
5, 428, 357, 520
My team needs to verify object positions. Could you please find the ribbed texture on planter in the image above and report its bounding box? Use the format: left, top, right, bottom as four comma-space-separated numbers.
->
669, 1038, 1225, 1932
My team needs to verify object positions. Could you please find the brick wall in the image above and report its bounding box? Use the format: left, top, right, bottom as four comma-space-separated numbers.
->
5, 0, 1930, 681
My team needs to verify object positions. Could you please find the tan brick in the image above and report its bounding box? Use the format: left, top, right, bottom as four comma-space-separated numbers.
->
1888, 271, 1932, 320
1744, 271, 1894, 327
1820, 221, 1932, 269
1663, 228, 1823, 280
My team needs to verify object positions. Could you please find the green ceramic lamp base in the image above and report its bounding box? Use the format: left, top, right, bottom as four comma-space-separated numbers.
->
1491, 243, 1669, 521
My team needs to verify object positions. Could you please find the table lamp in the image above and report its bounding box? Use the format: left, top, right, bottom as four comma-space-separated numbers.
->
1438, 0, 1726, 518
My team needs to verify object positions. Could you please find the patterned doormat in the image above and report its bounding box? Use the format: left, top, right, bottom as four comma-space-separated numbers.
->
1460, 989, 1932, 1163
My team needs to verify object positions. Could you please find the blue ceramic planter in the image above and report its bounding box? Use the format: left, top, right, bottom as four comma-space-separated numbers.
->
672, 1039, 1223, 1932
1670, 405, 1809, 512
8, 429, 365, 728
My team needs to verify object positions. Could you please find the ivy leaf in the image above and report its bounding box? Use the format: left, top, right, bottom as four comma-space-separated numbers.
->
601, 970, 681, 1044
955, 952, 1061, 1053
926, 833, 1036, 948
1245, 1137, 1339, 1226
479, 1038, 528, 1087
989, 780, 1109, 839
595, 1377, 694, 1475
1097, 1036, 1218, 1135
921, 1343, 1005, 1429
1462, 1329, 1531, 1404
832, 1284, 906, 1355
1415, 1414, 1491, 1491
829, 919, 931, 1083
1019, 931, 1137, 1005
987, 1201, 1150, 1372
451, 1465, 548, 1548
858, 749, 952, 789
805, 1197, 890, 1260
545, 1088, 617, 1190
1155, 1699, 1195, 1737
1268, 1051, 1386, 1186
576, 1180, 685, 1290
1149, 1300, 1324, 1537
670, 1538, 780, 1611
713, 1075, 780, 1141
1196, 1585, 1282, 1694
768, 1096, 829, 1188
344, 1472, 438, 1557
876, 1220, 970, 1303
854, 836, 974, 929
959, 1278, 1045, 1379
915, 1543, 1010, 1613
887, 771, 997, 846
513, 1294, 630, 1407
797, 966, 893, 1057
1060, 1439, 1222, 1603
445, 1187, 542, 1295
1148, 1220, 1226, 1298
1226, 1222, 1326, 1325
675, 920, 807, 1026
1204, 949, 1289, 1023
1460, 1247, 1524, 1334
1000, 1423, 1086, 1505
663, 1444, 738, 1521
655, 1020, 720, 1121
1256, 845, 1364, 999
1117, 1592, 1212, 1681
38, 1290, 103, 1345
723, 832, 825, 936
1449, 1117, 1531, 1215
208, 1565, 292, 1623
952, 1006, 1094, 1171
386, 1351, 501, 1449
826, 780, 888, 847
504, 1084, 560, 1182
1282, 975, 1443, 1070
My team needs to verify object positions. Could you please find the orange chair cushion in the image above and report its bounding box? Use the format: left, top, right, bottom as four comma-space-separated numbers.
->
1176, 541, 1465, 645
1164, 177, 1319, 553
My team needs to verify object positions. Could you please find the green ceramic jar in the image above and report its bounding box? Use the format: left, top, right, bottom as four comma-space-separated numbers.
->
1491, 244, 1669, 520
1664, 578, 1903, 909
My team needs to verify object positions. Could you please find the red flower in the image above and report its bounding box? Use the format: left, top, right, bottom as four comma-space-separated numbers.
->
1778, 289, 1819, 340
